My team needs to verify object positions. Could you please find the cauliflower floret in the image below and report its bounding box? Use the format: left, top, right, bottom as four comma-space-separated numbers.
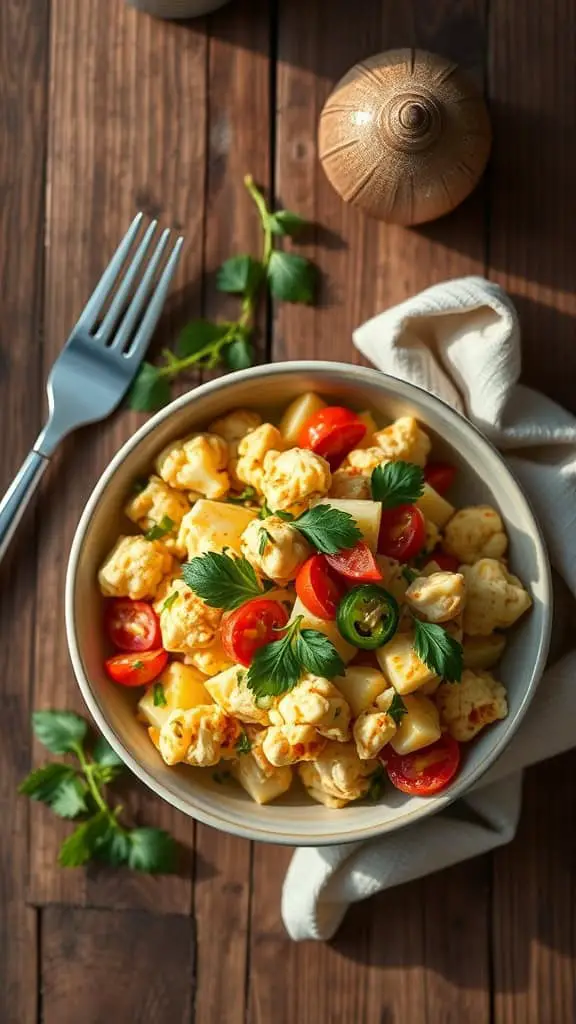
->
353, 709, 397, 760
158, 705, 239, 767
156, 433, 230, 499
329, 468, 372, 499
153, 578, 222, 654
270, 673, 351, 741
185, 638, 234, 677
262, 724, 326, 767
124, 475, 190, 554
240, 515, 311, 585
344, 446, 389, 475
461, 558, 532, 636
405, 571, 466, 623
443, 505, 508, 565
299, 741, 378, 807
204, 665, 271, 726
437, 669, 508, 741
98, 535, 173, 600
261, 448, 331, 514
208, 408, 262, 485
373, 416, 431, 467
235, 424, 284, 493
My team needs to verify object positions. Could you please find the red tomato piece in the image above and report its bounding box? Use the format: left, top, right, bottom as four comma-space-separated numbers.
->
325, 541, 382, 583
221, 598, 290, 667
424, 551, 460, 573
298, 406, 366, 466
104, 598, 161, 652
424, 461, 456, 495
105, 649, 168, 687
378, 504, 426, 561
383, 734, 461, 796
295, 554, 346, 620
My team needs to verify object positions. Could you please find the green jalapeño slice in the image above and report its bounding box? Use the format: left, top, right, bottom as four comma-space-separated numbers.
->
336, 585, 399, 650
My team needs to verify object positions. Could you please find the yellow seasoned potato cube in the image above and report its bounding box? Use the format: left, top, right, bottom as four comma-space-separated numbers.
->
288, 597, 357, 664
416, 483, 455, 529
204, 665, 271, 726
177, 498, 258, 560
185, 637, 234, 678
279, 392, 326, 445
356, 410, 378, 448
462, 633, 506, 670
318, 498, 382, 553
376, 632, 439, 695
230, 753, 293, 804
389, 694, 441, 754
138, 662, 213, 729
334, 666, 389, 717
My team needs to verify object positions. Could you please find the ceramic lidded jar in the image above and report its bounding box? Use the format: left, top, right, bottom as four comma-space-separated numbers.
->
318, 48, 492, 226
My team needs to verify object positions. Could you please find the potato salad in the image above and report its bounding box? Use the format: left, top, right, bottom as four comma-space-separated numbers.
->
98, 394, 532, 808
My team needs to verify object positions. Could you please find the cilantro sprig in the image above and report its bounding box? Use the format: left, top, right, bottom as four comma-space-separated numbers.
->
371, 461, 425, 508
412, 619, 463, 683
387, 692, 408, 725
246, 616, 345, 699
181, 551, 271, 610
293, 504, 362, 554
19, 711, 177, 874
128, 175, 316, 412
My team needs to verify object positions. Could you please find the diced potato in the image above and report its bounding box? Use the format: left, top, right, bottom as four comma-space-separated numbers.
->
416, 483, 455, 529
279, 392, 326, 445
376, 632, 439, 695
138, 662, 213, 728
230, 753, 293, 804
377, 557, 408, 603
289, 597, 357, 664
334, 666, 389, 717
389, 694, 441, 754
178, 498, 258, 559
463, 633, 506, 670
319, 498, 382, 553
356, 410, 378, 448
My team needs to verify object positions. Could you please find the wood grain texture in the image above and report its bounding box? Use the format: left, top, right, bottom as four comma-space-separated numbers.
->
42, 906, 194, 1024
29, 0, 205, 911
0, 1, 50, 1020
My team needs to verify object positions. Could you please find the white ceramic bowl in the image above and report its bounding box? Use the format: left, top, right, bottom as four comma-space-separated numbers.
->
66, 362, 551, 845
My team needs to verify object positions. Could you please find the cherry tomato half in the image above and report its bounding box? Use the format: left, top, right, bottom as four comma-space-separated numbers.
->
295, 554, 346, 620
104, 598, 161, 652
326, 541, 382, 583
298, 406, 366, 466
424, 461, 456, 496
383, 734, 461, 796
105, 648, 168, 687
378, 504, 426, 561
221, 598, 290, 667
424, 551, 460, 573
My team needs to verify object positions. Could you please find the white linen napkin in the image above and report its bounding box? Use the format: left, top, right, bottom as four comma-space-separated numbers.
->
282, 276, 576, 942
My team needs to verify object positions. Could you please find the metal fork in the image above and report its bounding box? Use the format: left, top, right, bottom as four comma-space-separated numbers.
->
0, 214, 184, 561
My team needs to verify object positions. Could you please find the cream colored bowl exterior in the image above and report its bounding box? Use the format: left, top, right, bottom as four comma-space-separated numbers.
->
66, 362, 551, 846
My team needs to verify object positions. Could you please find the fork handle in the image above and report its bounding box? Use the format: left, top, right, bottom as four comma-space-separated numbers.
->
0, 450, 50, 563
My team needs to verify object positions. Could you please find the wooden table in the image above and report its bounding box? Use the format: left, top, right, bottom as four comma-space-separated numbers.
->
1, 1, 575, 1021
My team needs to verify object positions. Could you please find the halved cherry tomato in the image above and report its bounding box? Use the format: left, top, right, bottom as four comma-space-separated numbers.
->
104, 598, 161, 652
378, 504, 426, 561
221, 598, 290, 667
295, 554, 346, 620
105, 648, 168, 687
298, 406, 366, 466
424, 551, 460, 573
382, 734, 461, 796
325, 541, 382, 583
424, 461, 456, 495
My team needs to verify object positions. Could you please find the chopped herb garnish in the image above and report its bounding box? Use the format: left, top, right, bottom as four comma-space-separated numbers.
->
412, 618, 463, 683
387, 692, 408, 725
162, 591, 179, 613
182, 551, 264, 610
153, 684, 167, 708
235, 731, 252, 755
145, 515, 175, 541
402, 566, 419, 585
293, 504, 362, 554
371, 461, 425, 509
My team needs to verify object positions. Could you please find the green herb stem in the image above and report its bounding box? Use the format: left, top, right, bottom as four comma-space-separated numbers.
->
74, 743, 117, 827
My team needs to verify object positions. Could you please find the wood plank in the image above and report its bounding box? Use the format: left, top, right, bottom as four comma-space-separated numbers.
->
42, 906, 195, 1023
0, 0, 50, 1020
30, 0, 206, 911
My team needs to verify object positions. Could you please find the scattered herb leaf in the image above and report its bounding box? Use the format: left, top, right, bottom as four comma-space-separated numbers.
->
162, 591, 179, 613
367, 765, 386, 802
387, 692, 408, 726
402, 566, 419, 585
413, 619, 463, 683
182, 551, 264, 610
235, 731, 252, 755
294, 504, 362, 555
145, 515, 175, 541
371, 461, 425, 509
267, 250, 315, 304
153, 683, 167, 708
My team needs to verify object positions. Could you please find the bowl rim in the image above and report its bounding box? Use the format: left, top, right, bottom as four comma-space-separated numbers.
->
65, 360, 552, 845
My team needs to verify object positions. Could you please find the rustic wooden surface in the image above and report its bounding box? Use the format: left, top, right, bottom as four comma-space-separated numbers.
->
0, 0, 574, 1021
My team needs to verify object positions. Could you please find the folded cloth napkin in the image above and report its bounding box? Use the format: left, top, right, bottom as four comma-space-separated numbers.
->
282, 276, 576, 942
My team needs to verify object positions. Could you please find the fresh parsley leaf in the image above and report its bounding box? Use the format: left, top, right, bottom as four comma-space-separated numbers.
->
246, 630, 301, 699
258, 528, 273, 556
274, 509, 294, 522
296, 629, 345, 680
145, 515, 174, 541
153, 683, 167, 707
413, 619, 463, 683
227, 486, 257, 505
402, 566, 418, 585
367, 765, 385, 802
50, 776, 89, 819
267, 251, 315, 304
217, 254, 263, 295
20, 763, 75, 803
32, 710, 87, 756
128, 362, 171, 413
267, 210, 307, 237
224, 336, 255, 371
175, 319, 229, 358
127, 828, 177, 874
294, 504, 362, 554
258, 502, 273, 520
387, 692, 408, 726
58, 811, 111, 868
162, 591, 179, 613
371, 461, 425, 509
95, 828, 131, 867
182, 551, 263, 610
235, 730, 252, 755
